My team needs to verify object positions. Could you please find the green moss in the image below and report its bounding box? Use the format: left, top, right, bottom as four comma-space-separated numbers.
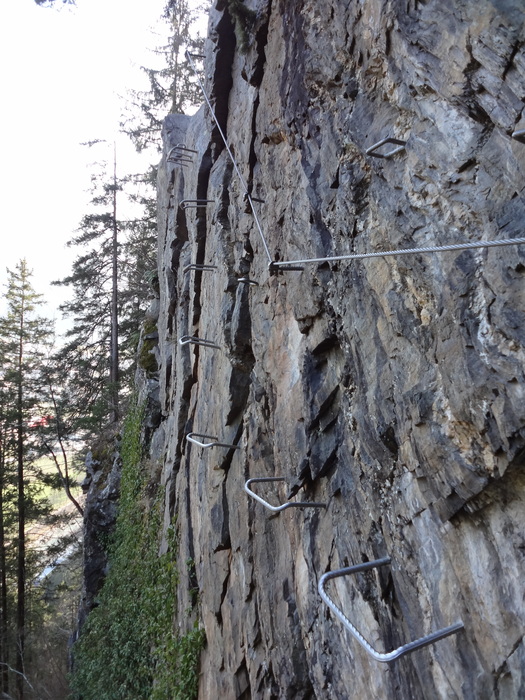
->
70, 400, 205, 699
227, 0, 257, 53
138, 319, 159, 374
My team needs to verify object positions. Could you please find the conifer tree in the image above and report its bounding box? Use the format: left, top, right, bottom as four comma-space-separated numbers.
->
53, 143, 123, 431
53, 146, 158, 437
0, 260, 53, 699
121, 0, 208, 152
0, 367, 14, 698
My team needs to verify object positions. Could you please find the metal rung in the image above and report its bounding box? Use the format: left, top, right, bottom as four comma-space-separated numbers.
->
183, 264, 218, 274
245, 477, 326, 512
366, 137, 406, 159
319, 557, 464, 662
237, 277, 259, 286
511, 129, 525, 144
167, 144, 198, 165
169, 152, 193, 161
179, 335, 220, 349
168, 157, 192, 167
268, 262, 305, 273
186, 432, 240, 449
243, 193, 266, 204
171, 143, 198, 154
179, 199, 215, 210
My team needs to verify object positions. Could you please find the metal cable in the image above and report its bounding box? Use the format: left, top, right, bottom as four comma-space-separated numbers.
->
271, 236, 525, 267
185, 54, 525, 271
185, 51, 273, 263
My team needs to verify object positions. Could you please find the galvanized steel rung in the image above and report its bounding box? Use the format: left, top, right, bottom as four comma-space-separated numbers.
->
179, 335, 220, 349
511, 129, 525, 143
366, 137, 407, 159
268, 262, 305, 273
169, 158, 192, 167
171, 143, 198, 154
186, 432, 240, 449
168, 151, 194, 161
318, 557, 464, 662
243, 193, 265, 204
183, 264, 218, 274
179, 199, 215, 210
245, 477, 326, 512
237, 277, 259, 286
167, 144, 198, 165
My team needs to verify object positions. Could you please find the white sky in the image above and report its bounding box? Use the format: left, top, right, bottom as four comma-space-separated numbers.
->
0, 0, 202, 327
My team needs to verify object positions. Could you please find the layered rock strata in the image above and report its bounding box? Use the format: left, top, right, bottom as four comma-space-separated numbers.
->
145, 1, 525, 697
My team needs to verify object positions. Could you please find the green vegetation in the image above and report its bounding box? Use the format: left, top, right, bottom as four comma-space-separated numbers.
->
227, 0, 257, 53
138, 319, 159, 374
2, 3, 210, 695
70, 400, 205, 699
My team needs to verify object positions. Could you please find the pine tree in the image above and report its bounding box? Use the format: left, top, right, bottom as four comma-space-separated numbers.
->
54, 145, 158, 437
120, 0, 208, 153
0, 260, 53, 699
0, 367, 15, 698
119, 168, 158, 357
53, 143, 122, 432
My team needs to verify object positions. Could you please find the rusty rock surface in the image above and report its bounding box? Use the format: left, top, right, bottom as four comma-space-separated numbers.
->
148, 1, 525, 697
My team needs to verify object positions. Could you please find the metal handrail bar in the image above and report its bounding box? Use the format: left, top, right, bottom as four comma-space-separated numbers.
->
366, 137, 406, 159
245, 477, 326, 512
183, 264, 218, 274
185, 50, 273, 263
186, 432, 240, 449
319, 557, 464, 662
179, 335, 220, 349
269, 236, 525, 268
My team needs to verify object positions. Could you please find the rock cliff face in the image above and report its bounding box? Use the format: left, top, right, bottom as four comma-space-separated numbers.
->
145, 1, 525, 697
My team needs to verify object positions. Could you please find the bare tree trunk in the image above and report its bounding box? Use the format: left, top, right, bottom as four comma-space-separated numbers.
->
0, 431, 10, 697
45, 384, 84, 517
16, 307, 25, 700
110, 142, 119, 424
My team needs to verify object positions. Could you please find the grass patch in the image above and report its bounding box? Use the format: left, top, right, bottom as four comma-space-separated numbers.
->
70, 400, 205, 699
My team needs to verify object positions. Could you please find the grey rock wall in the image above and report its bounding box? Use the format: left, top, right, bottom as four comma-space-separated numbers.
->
149, 1, 525, 697
75, 431, 121, 633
